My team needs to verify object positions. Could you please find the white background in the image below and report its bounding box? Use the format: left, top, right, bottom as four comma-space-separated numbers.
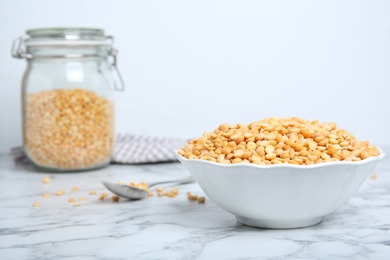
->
1, 0, 389, 154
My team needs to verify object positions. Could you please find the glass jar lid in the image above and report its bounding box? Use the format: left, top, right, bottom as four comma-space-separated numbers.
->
11, 27, 124, 91
12, 27, 114, 59
26, 27, 105, 39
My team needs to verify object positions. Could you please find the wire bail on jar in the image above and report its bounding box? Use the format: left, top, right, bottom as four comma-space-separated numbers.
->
11, 34, 125, 91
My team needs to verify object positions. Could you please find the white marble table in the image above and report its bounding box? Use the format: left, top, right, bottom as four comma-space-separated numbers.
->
1, 148, 389, 260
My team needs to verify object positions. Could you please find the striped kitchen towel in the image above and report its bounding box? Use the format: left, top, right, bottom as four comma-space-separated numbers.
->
112, 134, 187, 164
12, 134, 187, 165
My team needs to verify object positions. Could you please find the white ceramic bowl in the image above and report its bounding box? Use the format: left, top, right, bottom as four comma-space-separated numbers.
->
177, 149, 385, 229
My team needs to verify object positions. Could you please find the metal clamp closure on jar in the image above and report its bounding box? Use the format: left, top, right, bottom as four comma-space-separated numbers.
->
11, 34, 125, 91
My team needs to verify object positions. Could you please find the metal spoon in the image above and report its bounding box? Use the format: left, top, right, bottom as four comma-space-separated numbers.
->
102, 175, 195, 200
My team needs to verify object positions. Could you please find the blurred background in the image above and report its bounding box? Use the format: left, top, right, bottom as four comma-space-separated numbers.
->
1, 0, 389, 154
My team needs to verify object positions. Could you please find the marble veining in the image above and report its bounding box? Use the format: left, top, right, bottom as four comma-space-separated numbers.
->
0, 149, 389, 259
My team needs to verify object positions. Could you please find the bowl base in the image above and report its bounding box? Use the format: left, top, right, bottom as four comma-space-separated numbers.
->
236, 216, 323, 229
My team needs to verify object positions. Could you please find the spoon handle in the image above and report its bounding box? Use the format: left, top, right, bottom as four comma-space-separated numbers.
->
148, 175, 195, 188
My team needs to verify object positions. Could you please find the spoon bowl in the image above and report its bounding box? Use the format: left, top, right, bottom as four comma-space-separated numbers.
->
102, 175, 195, 200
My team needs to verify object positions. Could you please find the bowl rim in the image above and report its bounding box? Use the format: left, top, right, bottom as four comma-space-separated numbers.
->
176, 147, 385, 169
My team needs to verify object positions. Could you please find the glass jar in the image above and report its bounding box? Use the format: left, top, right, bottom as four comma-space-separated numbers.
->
12, 28, 124, 172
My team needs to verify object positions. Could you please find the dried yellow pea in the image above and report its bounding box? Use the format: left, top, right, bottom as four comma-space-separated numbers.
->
55, 190, 65, 196
42, 193, 50, 198
42, 177, 51, 184
99, 192, 109, 200
187, 192, 198, 201
197, 197, 206, 203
